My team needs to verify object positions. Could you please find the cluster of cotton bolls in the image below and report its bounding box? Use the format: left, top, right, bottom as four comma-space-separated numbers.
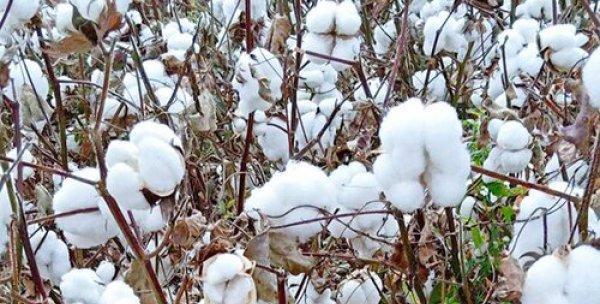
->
60, 262, 140, 304
521, 245, 600, 304
374, 99, 471, 213
328, 162, 399, 258
201, 252, 256, 304
244, 161, 338, 243
232, 48, 284, 116
582, 48, 600, 109
303, 0, 362, 71
336, 270, 382, 304
29, 225, 71, 284
483, 120, 532, 177
539, 24, 588, 71
293, 98, 353, 152
509, 181, 600, 267
106, 120, 185, 208
422, 11, 467, 57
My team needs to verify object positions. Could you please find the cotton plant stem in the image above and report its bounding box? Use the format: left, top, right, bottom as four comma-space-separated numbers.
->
382, 0, 410, 109
578, 127, 600, 240
444, 208, 473, 304
395, 210, 428, 304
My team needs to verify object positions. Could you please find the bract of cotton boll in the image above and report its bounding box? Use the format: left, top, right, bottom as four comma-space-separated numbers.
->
7, 147, 35, 179
521, 254, 568, 304
98, 280, 139, 304
497, 120, 530, 150
53, 167, 119, 248
107, 163, 150, 210
60, 268, 105, 304
582, 48, 600, 109
28, 226, 71, 284
71, 0, 106, 22
334, 0, 361, 35
201, 253, 256, 304
500, 148, 532, 173
137, 137, 185, 196
385, 181, 426, 213
105, 140, 139, 169
305, 0, 337, 34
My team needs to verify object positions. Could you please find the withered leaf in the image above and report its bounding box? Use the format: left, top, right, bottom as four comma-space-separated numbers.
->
44, 32, 94, 57
245, 232, 278, 303
269, 232, 315, 275
493, 257, 524, 301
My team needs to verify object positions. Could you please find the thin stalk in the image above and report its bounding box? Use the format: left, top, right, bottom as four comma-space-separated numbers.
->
396, 210, 427, 304
444, 208, 473, 304
578, 127, 600, 240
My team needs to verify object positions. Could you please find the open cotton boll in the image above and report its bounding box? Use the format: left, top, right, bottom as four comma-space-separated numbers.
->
497, 121, 530, 150
539, 24, 577, 51
423, 102, 465, 167
513, 18, 540, 43
95, 261, 116, 284
487, 119, 504, 142
412, 70, 447, 101
115, 0, 132, 14
330, 38, 360, 71
107, 163, 150, 210
385, 181, 425, 212
372, 154, 401, 190
202, 253, 256, 304
329, 161, 367, 187
101, 97, 128, 120
564, 245, 600, 303
374, 19, 397, 55
337, 272, 382, 304
582, 48, 600, 108
249, 48, 284, 100
335, 0, 361, 35
521, 254, 568, 304
517, 44, 544, 76
7, 59, 49, 100
55, 3, 75, 33
137, 137, 185, 196
99, 281, 139, 304
71, 0, 106, 22
459, 196, 478, 219
165, 32, 195, 61
29, 226, 71, 284
155, 87, 194, 115
337, 279, 367, 304
422, 13, 446, 56
337, 172, 381, 209
500, 149, 532, 173
498, 29, 526, 57
304, 32, 335, 64
7, 147, 35, 179
550, 47, 588, 70
60, 268, 105, 304
122, 72, 147, 105
426, 171, 468, 207
544, 154, 589, 185
379, 98, 425, 154
6, 0, 39, 23
306, 0, 337, 34
105, 140, 139, 170
256, 117, 289, 162
129, 120, 181, 148
130, 206, 166, 234
142, 60, 173, 88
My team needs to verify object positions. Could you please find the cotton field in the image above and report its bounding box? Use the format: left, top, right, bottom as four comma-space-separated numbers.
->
0, 0, 599, 303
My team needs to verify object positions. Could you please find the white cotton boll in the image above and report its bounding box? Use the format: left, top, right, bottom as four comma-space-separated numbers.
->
412, 70, 446, 101
379, 98, 425, 154
583, 48, 600, 109
105, 140, 139, 170
256, 118, 289, 162
142, 60, 171, 88
7, 148, 35, 179
122, 73, 146, 105
299, 69, 325, 88
338, 172, 381, 209
71, 0, 106, 22
130, 206, 165, 233
137, 137, 185, 196
249, 48, 284, 100
318, 97, 340, 118
7, 59, 49, 100
372, 154, 400, 190
550, 47, 588, 70
29, 227, 71, 284
115, 0, 132, 14
330, 162, 367, 186
99, 281, 140, 304
497, 121, 530, 150
521, 254, 568, 304
513, 18, 540, 43
427, 172, 467, 207
423, 14, 446, 56
564, 245, 600, 303
165, 32, 194, 61
95, 261, 116, 284
129, 120, 180, 148
55, 3, 75, 33
204, 253, 244, 285
335, 1, 361, 35
306, 0, 337, 34
107, 163, 149, 210
498, 29, 526, 57
385, 181, 425, 213
304, 33, 335, 65
459, 196, 477, 219
488, 119, 504, 142
60, 268, 104, 304
539, 24, 577, 51
373, 19, 396, 55
101, 97, 127, 120
517, 44, 544, 76
423, 102, 463, 160
155, 87, 193, 115
500, 149, 532, 173
337, 280, 367, 304
9, 0, 39, 22
330, 38, 360, 71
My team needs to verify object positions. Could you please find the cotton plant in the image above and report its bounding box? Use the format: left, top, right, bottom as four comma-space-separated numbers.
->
201, 252, 257, 304
582, 47, 600, 109
60, 263, 139, 304
482, 120, 532, 178
539, 24, 588, 71
327, 161, 399, 258
244, 161, 339, 243
521, 245, 600, 304
303, 0, 362, 71
374, 99, 471, 212
336, 270, 382, 304
509, 181, 585, 267
106, 120, 185, 210
232, 48, 283, 116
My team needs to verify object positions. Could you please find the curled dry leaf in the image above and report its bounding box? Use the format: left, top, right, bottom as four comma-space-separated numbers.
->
493, 257, 524, 302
